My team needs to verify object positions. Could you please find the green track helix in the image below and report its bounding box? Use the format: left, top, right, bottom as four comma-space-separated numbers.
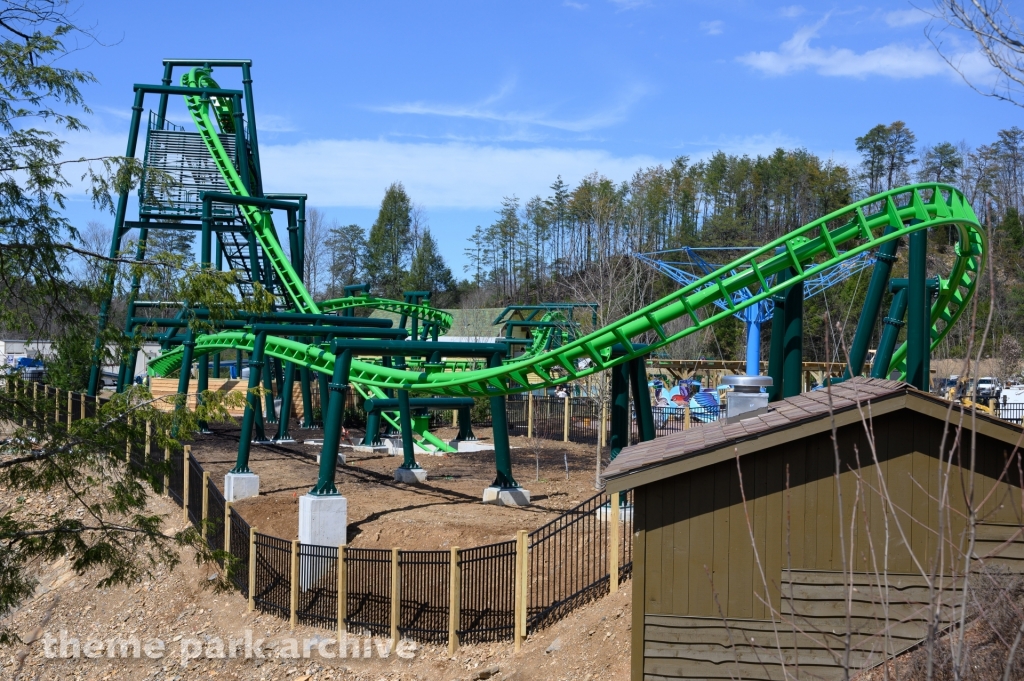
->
150, 181, 985, 397
182, 67, 457, 452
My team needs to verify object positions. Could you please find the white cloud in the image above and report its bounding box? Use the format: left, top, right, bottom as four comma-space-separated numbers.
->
373, 81, 646, 133
779, 5, 804, 18
255, 114, 296, 133
257, 138, 664, 208
563, 0, 587, 9
700, 20, 724, 36
609, 0, 649, 10
737, 16, 972, 79
885, 8, 930, 27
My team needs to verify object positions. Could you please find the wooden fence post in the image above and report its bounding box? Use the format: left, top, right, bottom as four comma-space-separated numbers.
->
163, 444, 170, 496
527, 393, 534, 439
32, 381, 37, 428
451, 410, 458, 429
448, 547, 460, 655
54, 387, 59, 424
609, 491, 620, 594
66, 391, 72, 428
201, 471, 210, 539
684, 405, 691, 430
514, 529, 528, 651
125, 415, 132, 463
144, 421, 151, 464
182, 446, 191, 525
337, 546, 347, 639
80, 393, 86, 420
390, 548, 400, 645
600, 401, 608, 448
248, 527, 256, 611
224, 502, 232, 554
562, 396, 570, 443
290, 539, 299, 629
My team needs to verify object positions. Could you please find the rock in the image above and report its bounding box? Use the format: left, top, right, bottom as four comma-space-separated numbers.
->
473, 666, 500, 680
545, 637, 562, 653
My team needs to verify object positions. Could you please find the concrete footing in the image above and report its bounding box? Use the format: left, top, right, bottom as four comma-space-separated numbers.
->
224, 472, 260, 502
482, 486, 531, 506
597, 502, 634, 522
449, 440, 496, 453
298, 494, 348, 547
348, 444, 388, 453
315, 452, 346, 466
393, 467, 428, 484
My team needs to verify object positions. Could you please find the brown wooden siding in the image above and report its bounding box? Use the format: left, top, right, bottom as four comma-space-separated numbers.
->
637, 410, 1024, 621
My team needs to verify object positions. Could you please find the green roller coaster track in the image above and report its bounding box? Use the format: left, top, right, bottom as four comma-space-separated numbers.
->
151, 177, 985, 399
181, 67, 458, 452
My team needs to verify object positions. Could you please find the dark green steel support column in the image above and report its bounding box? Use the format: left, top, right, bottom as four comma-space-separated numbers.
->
311, 349, 353, 495
300, 366, 314, 428
235, 350, 244, 382
235, 332, 268, 472
609, 357, 631, 461
907, 228, 928, 391
317, 371, 329, 427
172, 331, 195, 437
844, 226, 900, 379
262, 351, 277, 424
197, 342, 209, 434
275, 362, 295, 441
89, 89, 145, 396
766, 268, 789, 402
118, 224, 150, 392
396, 390, 419, 470
456, 406, 476, 441
782, 268, 804, 398
629, 356, 655, 443
871, 287, 908, 379
489, 352, 517, 488
363, 409, 382, 446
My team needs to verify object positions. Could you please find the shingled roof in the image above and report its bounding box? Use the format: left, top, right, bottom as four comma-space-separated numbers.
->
602, 376, 1024, 492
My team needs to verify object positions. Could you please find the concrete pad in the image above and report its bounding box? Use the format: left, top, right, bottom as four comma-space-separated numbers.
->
383, 438, 434, 456
393, 467, 428, 484
315, 452, 346, 466
450, 440, 496, 453
597, 502, 634, 522
298, 493, 348, 547
348, 444, 388, 453
482, 486, 531, 507
273, 438, 297, 444
224, 472, 260, 502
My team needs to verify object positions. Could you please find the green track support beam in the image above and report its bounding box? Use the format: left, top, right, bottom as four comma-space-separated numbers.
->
782, 269, 804, 398
609, 356, 631, 461
766, 268, 788, 402
872, 287, 908, 379
844, 226, 900, 379
396, 390, 419, 471
457, 406, 476, 441
907, 228, 928, 391
630, 356, 655, 443
489, 352, 517, 488
233, 331, 268, 473
276, 361, 296, 441
312, 349, 353, 496
300, 366, 314, 429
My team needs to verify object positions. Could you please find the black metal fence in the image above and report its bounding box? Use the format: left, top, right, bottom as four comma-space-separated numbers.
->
228, 510, 251, 596
459, 540, 516, 644
997, 404, 1024, 425
186, 458, 203, 527
399, 550, 449, 643
206, 477, 226, 555
298, 544, 338, 628
345, 548, 392, 636
253, 533, 291, 618
528, 492, 609, 631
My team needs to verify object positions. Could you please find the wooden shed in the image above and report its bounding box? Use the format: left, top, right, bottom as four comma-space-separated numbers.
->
603, 377, 1024, 680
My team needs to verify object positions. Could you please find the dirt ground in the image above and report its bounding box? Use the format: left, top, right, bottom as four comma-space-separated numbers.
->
189, 420, 610, 550
5, 491, 632, 681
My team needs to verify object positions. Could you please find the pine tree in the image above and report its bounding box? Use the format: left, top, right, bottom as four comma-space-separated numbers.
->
364, 182, 412, 299
404, 228, 457, 305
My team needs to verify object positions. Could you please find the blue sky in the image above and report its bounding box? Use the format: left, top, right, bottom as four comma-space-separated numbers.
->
60, 0, 1016, 275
